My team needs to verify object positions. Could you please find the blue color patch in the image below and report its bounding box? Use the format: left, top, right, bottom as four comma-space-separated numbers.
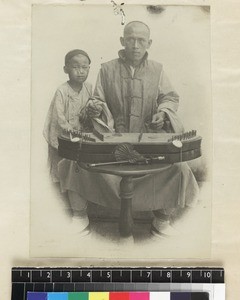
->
47, 292, 69, 300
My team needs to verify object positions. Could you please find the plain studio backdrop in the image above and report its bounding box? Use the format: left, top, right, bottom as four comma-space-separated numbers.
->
31, 4, 212, 258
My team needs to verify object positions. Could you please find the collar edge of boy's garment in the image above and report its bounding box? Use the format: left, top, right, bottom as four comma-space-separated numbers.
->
66, 81, 91, 96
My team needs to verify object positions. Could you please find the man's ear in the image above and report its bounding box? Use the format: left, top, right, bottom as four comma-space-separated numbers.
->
147, 39, 152, 49
63, 66, 68, 74
120, 36, 125, 47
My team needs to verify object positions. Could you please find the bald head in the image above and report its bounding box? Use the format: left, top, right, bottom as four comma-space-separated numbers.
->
124, 21, 150, 38
120, 21, 152, 66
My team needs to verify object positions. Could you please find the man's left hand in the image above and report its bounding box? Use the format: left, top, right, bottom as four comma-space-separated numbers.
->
151, 112, 166, 129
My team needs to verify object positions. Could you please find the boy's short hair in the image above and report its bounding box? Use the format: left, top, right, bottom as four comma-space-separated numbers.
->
65, 49, 91, 65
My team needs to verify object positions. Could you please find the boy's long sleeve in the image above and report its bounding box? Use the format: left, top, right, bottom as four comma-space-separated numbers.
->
43, 89, 72, 149
54, 90, 73, 131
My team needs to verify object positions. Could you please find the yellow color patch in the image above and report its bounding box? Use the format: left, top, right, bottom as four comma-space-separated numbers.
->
89, 292, 109, 300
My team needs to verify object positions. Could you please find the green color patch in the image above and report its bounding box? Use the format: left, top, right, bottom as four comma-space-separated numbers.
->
68, 292, 89, 300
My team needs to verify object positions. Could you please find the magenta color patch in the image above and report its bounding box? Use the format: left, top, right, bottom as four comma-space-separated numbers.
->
129, 292, 149, 300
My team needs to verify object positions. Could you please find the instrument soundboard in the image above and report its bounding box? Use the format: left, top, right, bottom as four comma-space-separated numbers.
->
58, 130, 202, 165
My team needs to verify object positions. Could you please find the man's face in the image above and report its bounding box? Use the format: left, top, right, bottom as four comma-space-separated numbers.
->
120, 23, 152, 63
64, 54, 90, 84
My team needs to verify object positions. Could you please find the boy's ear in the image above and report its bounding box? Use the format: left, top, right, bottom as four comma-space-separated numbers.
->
120, 36, 125, 47
63, 66, 68, 74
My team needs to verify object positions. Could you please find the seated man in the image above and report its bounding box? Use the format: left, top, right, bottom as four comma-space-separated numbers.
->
58, 21, 199, 237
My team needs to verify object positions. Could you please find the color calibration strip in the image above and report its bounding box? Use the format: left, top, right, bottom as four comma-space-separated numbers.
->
27, 292, 209, 300
12, 268, 225, 300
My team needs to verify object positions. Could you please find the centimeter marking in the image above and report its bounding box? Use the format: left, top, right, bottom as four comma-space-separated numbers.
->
12, 268, 224, 284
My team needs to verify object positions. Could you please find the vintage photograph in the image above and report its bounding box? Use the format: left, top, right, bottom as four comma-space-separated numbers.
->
31, 4, 212, 258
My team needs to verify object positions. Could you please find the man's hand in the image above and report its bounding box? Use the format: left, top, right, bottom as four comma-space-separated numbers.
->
86, 99, 103, 119
151, 111, 166, 130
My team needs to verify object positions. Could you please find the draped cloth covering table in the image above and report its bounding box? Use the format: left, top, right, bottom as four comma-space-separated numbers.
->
77, 162, 196, 238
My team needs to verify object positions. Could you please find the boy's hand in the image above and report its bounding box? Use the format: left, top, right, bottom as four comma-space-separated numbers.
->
151, 111, 166, 129
87, 99, 103, 118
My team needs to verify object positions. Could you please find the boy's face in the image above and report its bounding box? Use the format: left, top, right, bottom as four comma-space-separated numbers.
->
64, 54, 90, 84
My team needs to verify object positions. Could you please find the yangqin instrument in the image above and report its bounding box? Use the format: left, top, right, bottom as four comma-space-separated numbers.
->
58, 129, 202, 167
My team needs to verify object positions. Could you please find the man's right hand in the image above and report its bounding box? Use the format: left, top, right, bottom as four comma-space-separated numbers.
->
87, 99, 103, 118
151, 111, 166, 130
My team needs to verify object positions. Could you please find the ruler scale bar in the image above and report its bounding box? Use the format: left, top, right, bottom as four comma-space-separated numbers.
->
12, 268, 224, 284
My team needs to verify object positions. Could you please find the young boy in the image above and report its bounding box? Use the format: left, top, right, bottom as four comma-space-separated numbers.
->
43, 49, 93, 235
